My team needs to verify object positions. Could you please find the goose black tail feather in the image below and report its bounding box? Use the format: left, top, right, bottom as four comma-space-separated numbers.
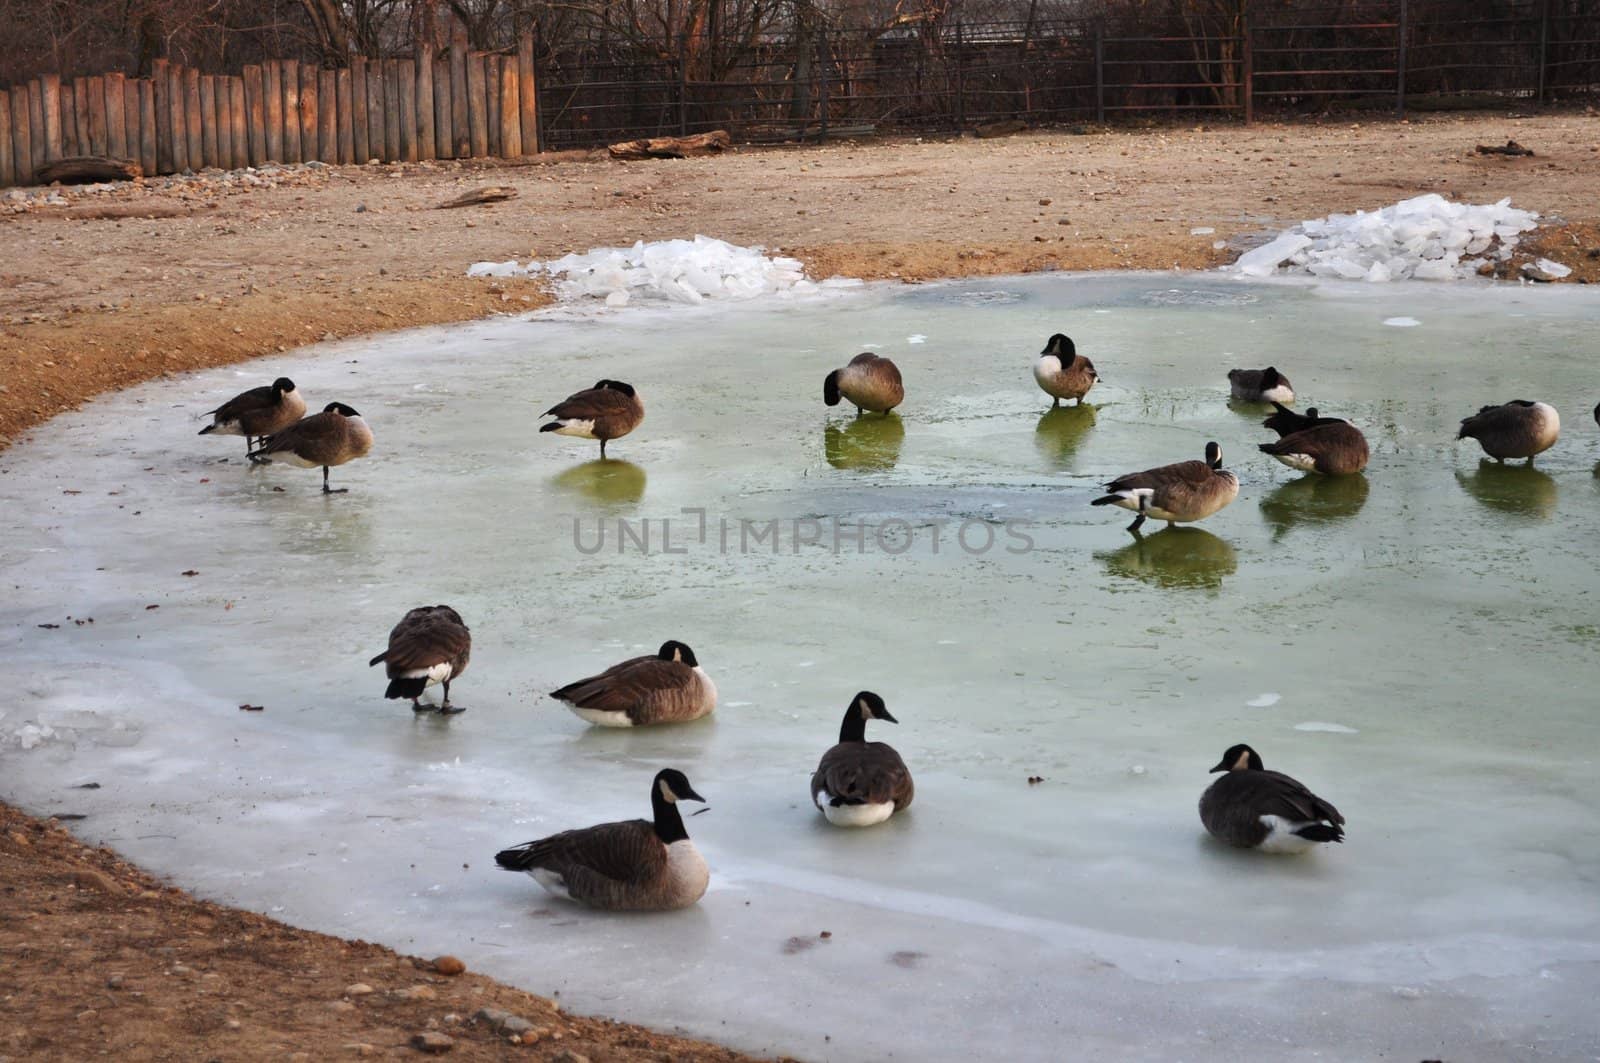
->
368, 651, 388, 667
494, 843, 543, 871
1090, 494, 1121, 507
539, 421, 561, 433
1294, 822, 1345, 844
197, 424, 217, 435
385, 676, 428, 700
823, 370, 842, 406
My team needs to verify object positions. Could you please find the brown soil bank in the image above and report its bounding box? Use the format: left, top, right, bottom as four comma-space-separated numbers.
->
2, 109, 1599, 1062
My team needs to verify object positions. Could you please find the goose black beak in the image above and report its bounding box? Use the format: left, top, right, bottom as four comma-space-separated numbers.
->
1208, 762, 1228, 773
878, 709, 899, 724
681, 787, 707, 804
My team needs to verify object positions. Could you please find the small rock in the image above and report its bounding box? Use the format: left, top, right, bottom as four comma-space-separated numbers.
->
1038, 198, 1052, 206
328, 1000, 356, 1012
355, 203, 367, 213
72, 869, 123, 895
476, 1007, 534, 1036
411, 1032, 454, 1054
344, 983, 374, 996
432, 955, 466, 976
550, 1051, 589, 1063
106, 974, 124, 989
342, 1046, 377, 1057
396, 985, 437, 1001
76, 1009, 98, 1022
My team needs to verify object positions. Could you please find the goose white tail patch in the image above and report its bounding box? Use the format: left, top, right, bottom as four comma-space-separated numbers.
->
1261, 385, 1295, 404
1257, 815, 1320, 853
822, 801, 896, 827
550, 419, 597, 439
206, 421, 244, 436
571, 706, 633, 728
1273, 452, 1318, 472
402, 663, 453, 687
1107, 487, 1153, 513
529, 868, 572, 899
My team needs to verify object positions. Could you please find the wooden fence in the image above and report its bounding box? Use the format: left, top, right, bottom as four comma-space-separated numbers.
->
0, 35, 539, 189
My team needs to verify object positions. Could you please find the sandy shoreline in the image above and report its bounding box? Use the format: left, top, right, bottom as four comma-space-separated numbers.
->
3, 109, 1599, 1061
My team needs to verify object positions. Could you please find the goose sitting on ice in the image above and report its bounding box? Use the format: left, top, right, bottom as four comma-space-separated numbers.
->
1228, 366, 1294, 404
810, 692, 914, 827
1199, 743, 1345, 853
495, 768, 709, 910
550, 641, 716, 727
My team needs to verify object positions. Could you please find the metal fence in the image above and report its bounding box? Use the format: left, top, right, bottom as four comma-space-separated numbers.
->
538, 0, 1600, 148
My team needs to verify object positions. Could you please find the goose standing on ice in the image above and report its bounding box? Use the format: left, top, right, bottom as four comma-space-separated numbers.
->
1092, 441, 1240, 534
247, 402, 373, 493
824, 353, 904, 415
198, 377, 306, 459
368, 605, 472, 714
495, 768, 709, 911
1032, 333, 1099, 407
1457, 400, 1560, 464
540, 380, 644, 458
1257, 404, 1370, 475
1199, 743, 1345, 853
550, 641, 717, 727
811, 692, 914, 827
1228, 367, 1294, 404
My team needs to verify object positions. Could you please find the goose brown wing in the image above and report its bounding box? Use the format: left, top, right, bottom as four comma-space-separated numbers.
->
207, 384, 277, 420
550, 656, 689, 716
253, 411, 340, 459
496, 819, 665, 884
381, 609, 471, 677
812, 742, 914, 809
544, 387, 635, 421
1253, 770, 1344, 825
1104, 459, 1210, 494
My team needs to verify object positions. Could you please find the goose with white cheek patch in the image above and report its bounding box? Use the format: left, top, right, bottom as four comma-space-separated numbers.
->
1032, 333, 1099, 407
550, 640, 717, 727
1092, 441, 1240, 534
368, 605, 471, 714
495, 768, 709, 911
1199, 743, 1345, 853
824, 353, 904, 415
198, 377, 307, 459
539, 380, 643, 459
811, 692, 914, 827
1258, 404, 1370, 475
1457, 400, 1560, 464
1228, 366, 1294, 404
246, 402, 373, 494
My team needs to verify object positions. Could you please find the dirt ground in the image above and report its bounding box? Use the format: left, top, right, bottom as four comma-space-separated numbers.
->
2, 108, 1600, 1062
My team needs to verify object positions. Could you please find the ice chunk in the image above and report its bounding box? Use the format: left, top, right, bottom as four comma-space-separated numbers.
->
1383, 316, 1421, 327
1234, 234, 1313, 278
1533, 258, 1572, 279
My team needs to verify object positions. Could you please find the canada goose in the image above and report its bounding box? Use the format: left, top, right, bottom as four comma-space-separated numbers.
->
495, 768, 709, 911
1457, 400, 1560, 464
1199, 743, 1345, 853
1092, 441, 1240, 534
1228, 367, 1294, 404
811, 692, 914, 827
198, 377, 306, 458
1258, 420, 1370, 475
368, 605, 471, 714
540, 380, 644, 458
824, 353, 904, 415
1260, 402, 1333, 438
1032, 333, 1099, 407
550, 640, 716, 727
247, 402, 373, 493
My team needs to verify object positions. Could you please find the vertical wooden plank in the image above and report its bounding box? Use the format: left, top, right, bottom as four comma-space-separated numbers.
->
383, 59, 401, 162
184, 67, 203, 170
499, 60, 521, 157
0, 99, 13, 187
61, 81, 79, 157
105, 74, 128, 161
450, 41, 469, 157
243, 65, 266, 165
485, 56, 502, 157
29, 82, 47, 174
466, 52, 488, 158
214, 77, 233, 169
415, 47, 436, 161
228, 78, 246, 169
263, 61, 283, 162
281, 59, 301, 163
167, 65, 189, 171
398, 58, 417, 162
299, 63, 318, 161
121, 78, 141, 166
86, 76, 108, 157
318, 69, 337, 162
152, 62, 172, 172
70, 78, 89, 156
432, 57, 451, 158
336, 68, 353, 164
10, 86, 34, 184
518, 31, 539, 154
40, 74, 62, 163
138, 79, 157, 175
351, 58, 370, 162
199, 76, 218, 167
366, 60, 386, 161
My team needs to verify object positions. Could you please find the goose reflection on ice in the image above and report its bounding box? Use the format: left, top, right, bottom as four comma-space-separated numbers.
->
1034, 404, 1097, 465
1098, 527, 1238, 590
552, 459, 648, 505
1456, 460, 1557, 520
824, 414, 905, 471
1259, 473, 1370, 539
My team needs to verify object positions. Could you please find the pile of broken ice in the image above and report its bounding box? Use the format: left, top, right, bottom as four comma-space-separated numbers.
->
468, 235, 857, 306
1231, 194, 1540, 281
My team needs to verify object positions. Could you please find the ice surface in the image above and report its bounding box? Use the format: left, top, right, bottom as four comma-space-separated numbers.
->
1228, 195, 1539, 282
1384, 316, 1422, 327
4, 273, 1600, 1061
467, 235, 821, 304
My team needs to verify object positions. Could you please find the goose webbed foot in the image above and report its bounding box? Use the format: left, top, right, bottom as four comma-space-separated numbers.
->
412, 699, 434, 714
438, 702, 465, 716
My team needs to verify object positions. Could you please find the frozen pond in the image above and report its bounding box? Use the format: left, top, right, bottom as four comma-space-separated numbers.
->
3, 272, 1599, 1061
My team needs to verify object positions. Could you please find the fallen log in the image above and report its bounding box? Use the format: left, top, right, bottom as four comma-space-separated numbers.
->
608, 130, 731, 160
1475, 140, 1534, 157
434, 185, 518, 208
36, 155, 142, 184
974, 119, 1028, 139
